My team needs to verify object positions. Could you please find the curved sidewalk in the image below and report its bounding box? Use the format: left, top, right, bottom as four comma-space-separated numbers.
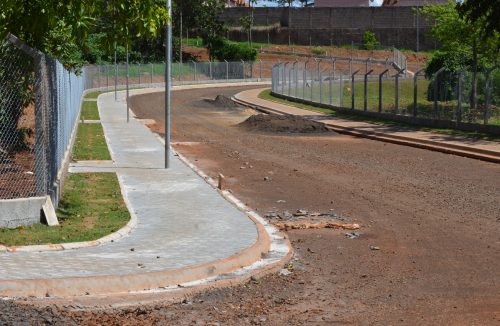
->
234, 88, 500, 164
0, 90, 283, 298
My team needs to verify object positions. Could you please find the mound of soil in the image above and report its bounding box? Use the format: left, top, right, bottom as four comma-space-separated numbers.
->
239, 114, 329, 133
204, 95, 239, 108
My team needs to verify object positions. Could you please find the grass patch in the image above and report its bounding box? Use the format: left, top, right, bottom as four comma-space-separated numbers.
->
0, 173, 130, 246
72, 124, 111, 161
259, 89, 500, 141
81, 101, 100, 120
84, 91, 106, 99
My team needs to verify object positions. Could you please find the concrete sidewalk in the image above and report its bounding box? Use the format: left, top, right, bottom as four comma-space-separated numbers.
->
0, 89, 286, 298
234, 88, 500, 163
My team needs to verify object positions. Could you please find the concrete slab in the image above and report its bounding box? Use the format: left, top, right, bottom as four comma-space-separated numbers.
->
0, 90, 259, 292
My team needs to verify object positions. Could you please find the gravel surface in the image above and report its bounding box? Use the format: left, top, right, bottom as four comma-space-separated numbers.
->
2, 85, 499, 325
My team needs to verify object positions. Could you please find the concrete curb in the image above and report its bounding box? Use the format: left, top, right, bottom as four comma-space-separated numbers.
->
0, 89, 291, 299
232, 91, 500, 164
0, 184, 138, 253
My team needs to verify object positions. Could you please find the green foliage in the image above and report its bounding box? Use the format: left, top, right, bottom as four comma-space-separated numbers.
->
311, 47, 326, 56
458, 0, 500, 38
211, 42, 257, 62
240, 16, 253, 33
362, 31, 380, 51
422, 0, 500, 109
0, 0, 168, 69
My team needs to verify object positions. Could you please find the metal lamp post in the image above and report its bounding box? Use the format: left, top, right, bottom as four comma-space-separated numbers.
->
165, 0, 172, 168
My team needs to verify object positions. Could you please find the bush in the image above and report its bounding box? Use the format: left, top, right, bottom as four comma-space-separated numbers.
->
211, 41, 257, 62
363, 31, 380, 50
311, 46, 326, 56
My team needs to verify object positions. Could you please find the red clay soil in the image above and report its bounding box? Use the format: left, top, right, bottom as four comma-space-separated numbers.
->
2, 86, 499, 325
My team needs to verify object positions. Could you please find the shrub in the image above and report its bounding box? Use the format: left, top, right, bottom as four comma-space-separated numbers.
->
363, 31, 380, 50
211, 41, 257, 62
311, 46, 326, 56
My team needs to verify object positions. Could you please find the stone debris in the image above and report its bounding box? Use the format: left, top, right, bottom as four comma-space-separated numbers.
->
279, 269, 292, 276
276, 222, 360, 231
345, 232, 362, 239
293, 209, 308, 216
369, 246, 380, 251
279, 210, 293, 219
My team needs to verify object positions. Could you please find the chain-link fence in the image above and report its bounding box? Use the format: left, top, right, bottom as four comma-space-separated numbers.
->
273, 60, 500, 127
0, 35, 84, 201
83, 60, 272, 90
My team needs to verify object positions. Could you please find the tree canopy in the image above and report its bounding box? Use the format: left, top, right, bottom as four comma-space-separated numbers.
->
458, 0, 500, 38
0, 0, 168, 69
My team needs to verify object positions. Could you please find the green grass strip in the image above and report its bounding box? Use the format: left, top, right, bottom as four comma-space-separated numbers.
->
259, 89, 500, 141
84, 91, 107, 99
0, 173, 130, 246
72, 123, 112, 161
81, 101, 100, 120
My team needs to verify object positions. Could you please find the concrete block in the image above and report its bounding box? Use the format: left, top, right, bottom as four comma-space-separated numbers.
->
0, 197, 46, 228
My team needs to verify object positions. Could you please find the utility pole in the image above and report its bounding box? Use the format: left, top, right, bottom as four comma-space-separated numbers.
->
165, 0, 172, 168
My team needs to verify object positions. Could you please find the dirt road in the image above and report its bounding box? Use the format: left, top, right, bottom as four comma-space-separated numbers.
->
2, 86, 499, 325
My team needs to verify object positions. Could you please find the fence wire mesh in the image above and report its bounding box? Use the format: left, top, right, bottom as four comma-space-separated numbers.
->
0, 35, 84, 201
273, 61, 500, 127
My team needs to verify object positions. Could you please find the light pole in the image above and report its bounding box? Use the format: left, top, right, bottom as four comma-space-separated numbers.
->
165, 0, 172, 169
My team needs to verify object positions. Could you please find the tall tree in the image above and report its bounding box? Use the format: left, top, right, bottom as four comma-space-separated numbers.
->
422, 0, 500, 112
458, 0, 500, 38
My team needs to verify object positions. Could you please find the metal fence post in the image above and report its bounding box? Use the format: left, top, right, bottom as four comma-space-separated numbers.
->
225, 60, 229, 81
484, 70, 493, 125
379, 69, 389, 113
339, 73, 344, 107
288, 63, 292, 96
97, 65, 101, 89
413, 69, 425, 118
293, 61, 299, 97
315, 59, 322, 103
329, 67, 333, 105
433, 67, 445, 119
303, 61, 308, 99
395, 73, 399, 114
106, 65, 109, 89
259, 59, 262, 81
209, 60, 213, 80
351, 70, 360, 110
310, 65, 314, 102
282, 62, 288, 95
151, 63, 154, 85
242, 60, 246, 81
177, 62, 182, 82
193, 61, 197, 81
136, 63, 140, 85
457, 72, 462, 123
126, 45, 129, 123
114, 50, 117, 101
364, 69, 374, 111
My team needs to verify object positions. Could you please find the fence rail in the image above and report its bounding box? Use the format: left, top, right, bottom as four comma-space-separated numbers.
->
272, 61, 500, 128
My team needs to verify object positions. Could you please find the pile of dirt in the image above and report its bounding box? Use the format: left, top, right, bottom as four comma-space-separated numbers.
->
239, 114, 329, 133
204, 95, 239, 108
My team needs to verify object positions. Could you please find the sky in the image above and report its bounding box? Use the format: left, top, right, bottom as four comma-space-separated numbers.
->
254, 0, 384, 6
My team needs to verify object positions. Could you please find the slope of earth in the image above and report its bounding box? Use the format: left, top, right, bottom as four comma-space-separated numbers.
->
2, 85, 499, 325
